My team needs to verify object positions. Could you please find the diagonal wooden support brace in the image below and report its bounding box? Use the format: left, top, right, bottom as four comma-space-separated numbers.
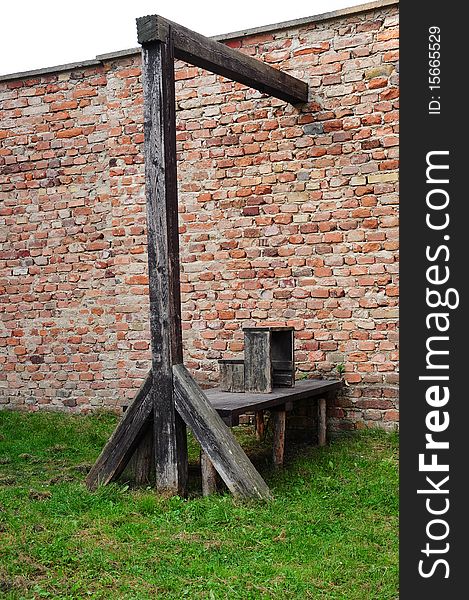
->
85, 372, 153, 490
173, 364, 272, 500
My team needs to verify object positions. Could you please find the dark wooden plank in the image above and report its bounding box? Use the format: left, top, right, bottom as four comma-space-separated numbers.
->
272, 370, 295, 387
142, 34, 187, 496
272, 408, 286, 467
136, 15, 308, 104
173, 364, 272, 500
244, 329, 272, 393
200, 450, 218, 496
86, 372, 153, 491
271, 361, 294, 371
318, 397, 327, 447
206, 379, 342, 419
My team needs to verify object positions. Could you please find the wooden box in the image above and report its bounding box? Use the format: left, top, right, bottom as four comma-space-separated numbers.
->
218, 359, 245, 392
243, 327, 295, 393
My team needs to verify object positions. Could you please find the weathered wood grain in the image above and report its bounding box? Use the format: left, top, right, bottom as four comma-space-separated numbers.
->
124, 421, 154, 485
142, 34, 187, 496
137, 15, 308, 104
136, 15, 170, 46
173, 364, 272, 500
244, 329, 272, 393
272, 369, 295, 387
218, 359, 245, 392
85, 372, 153, 491
255, 410, 265, 441
205, 379, 343, 421
272, 408, 286, 467
200, 450, 218, 496
318, 397, 327, 447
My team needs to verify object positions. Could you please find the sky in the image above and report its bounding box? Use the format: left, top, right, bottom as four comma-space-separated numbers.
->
0, 0, 366, 77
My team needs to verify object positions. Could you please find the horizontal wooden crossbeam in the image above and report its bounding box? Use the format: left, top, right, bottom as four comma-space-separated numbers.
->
136, 15, 308, 104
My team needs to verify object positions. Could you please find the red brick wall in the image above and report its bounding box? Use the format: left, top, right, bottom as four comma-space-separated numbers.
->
0, 3, 399, 430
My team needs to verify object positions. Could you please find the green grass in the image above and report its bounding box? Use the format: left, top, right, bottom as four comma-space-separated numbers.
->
0, 410, 398, 599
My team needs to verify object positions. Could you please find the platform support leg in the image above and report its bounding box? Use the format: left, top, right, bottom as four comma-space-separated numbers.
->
255, 410, 265, 440
200, 450, 218, 496
318, 397, 327, 447
272, 407, 286, 467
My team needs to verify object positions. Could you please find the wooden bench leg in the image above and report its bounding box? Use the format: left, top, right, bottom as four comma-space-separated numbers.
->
200, 450, 218, 496
318, 397, 327, 447
255, 410, 265, 440
272, 407, 286, 467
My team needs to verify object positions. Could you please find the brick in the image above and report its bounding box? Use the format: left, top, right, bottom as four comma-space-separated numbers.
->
364, 65, 394, 80
51, 100, 78, 111
367, 172, 398, 184
368, 77, 388, 89
334, 33, 373, 50
294, 42, 330, 56
384, 410, 399, 422
72, 88, 98, 98
57, 128, 83, 138
303, 123, 324, 135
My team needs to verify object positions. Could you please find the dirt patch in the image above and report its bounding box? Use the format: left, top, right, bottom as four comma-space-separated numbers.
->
73, 463, 92, 474
0, 476, 16, 486
28, 489, 52, 501
47, 444, 68, 454
48, 475, 75, 484
0, 574, 30, 594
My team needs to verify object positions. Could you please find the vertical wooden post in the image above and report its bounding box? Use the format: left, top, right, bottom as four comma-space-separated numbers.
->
142, 29, 188, 496
200, 450, 218, 496
272, 407, 286, 467
318, 397, 327, 447
255, 410, 265, 440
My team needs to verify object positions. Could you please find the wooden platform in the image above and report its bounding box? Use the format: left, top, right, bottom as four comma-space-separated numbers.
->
197, 378, 342, 493
205, 379, 342, 426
